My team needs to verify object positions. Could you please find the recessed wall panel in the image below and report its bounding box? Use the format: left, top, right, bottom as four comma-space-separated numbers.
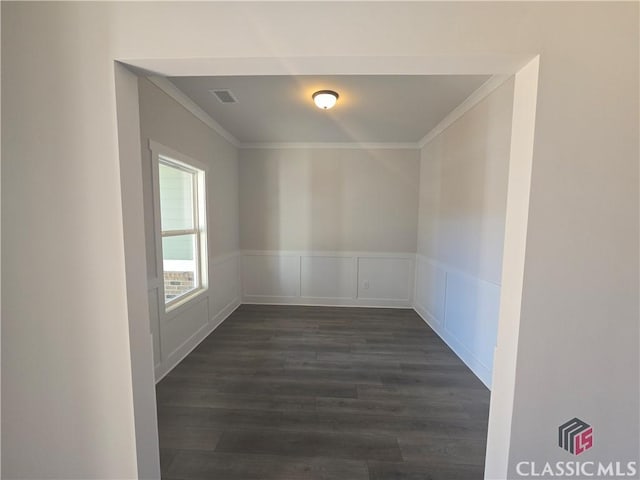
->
242, 254, 300, 297
300, 256, 354, 299
357, 257, 413, 300
415, 257, 446, 324
444, 271, 501, 371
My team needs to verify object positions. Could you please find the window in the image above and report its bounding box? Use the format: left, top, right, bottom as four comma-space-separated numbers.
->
151, 141, 207, 308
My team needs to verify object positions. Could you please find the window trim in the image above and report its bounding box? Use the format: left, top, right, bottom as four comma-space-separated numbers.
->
150, 140, 208, 312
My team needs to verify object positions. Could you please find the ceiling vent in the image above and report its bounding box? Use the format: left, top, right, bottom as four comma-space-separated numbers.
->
210, 89, 238, 104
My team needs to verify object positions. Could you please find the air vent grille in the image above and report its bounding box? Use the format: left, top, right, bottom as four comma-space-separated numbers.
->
210, 89, 238, 104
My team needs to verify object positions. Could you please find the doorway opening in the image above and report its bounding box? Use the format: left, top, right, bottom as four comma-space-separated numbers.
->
114, 55, 539, 479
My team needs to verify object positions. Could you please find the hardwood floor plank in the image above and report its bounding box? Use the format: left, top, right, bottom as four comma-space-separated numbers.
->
166, 451, 369, 480
314, 397, 471, 420
157, 388, 317, 411
277, 410, 488, 438
215, 429, 403, 462
160, 448, 178, 473
157, 405, 287, 429
367, 460, 484, 480
253, 366, 384, 384
396, 432, 486, 466
159, 425, 222, 451
156, 305, 489, 480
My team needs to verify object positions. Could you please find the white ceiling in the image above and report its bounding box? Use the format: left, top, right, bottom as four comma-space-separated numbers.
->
168, 75, 491, 145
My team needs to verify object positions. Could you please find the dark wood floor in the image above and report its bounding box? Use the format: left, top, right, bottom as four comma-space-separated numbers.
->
157, 305, 490, 480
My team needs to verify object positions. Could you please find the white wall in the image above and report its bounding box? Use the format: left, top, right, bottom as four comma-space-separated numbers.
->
138, 77, 241, 381
115, 64, 162, 479
2, 4, 139, 478
2, 3, 638, 479
414, 78, 515, 387
240, 147, 419, 306
1, 3, 4, 475
240, 147, 419, 252
242, 251, 415, 307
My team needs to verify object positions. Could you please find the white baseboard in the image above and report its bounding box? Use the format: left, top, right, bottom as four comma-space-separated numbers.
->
153, 290, 491, 389
242, 295, 412, 308
154, 298, 241, 383
212, 297, 242, 326
152, 249, 497, 392
414, 301, 492, 388
241, 250, 415, 306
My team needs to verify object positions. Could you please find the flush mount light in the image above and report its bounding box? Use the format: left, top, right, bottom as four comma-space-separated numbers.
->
312, 90, 339, 110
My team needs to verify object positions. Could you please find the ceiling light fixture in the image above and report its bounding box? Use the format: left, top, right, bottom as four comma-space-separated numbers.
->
312, 90, 339, 110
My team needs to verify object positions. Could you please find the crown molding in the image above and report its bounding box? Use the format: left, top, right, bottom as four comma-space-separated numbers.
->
147, 76, 241, 148
418, 74, 512, 149
147, 73, 512, 152
240, 142, 419, 150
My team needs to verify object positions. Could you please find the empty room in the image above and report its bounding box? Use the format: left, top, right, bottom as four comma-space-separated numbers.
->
2, 3, 638, 480
141, 72, 511, 479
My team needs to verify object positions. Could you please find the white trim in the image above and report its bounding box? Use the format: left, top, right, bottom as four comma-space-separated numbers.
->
241, 249, 415, 259
131, 55, 526, 78
154, 298, 241, 383
149, 287, 163, 367
149, 139, 209, 315
149, 139, 208, 172
211, 297, 242, 327
163, 288, 208, 319
413, 253, 500, 387
147, 76, 241, 148
241, 250, 415, 308
485, 56, 540, 480
149, 251, 243, 383
243, 297, 413, 308
413, 302, 492, 387
125, 1, 612, 3
240, 142, 420, 150
150, 143, 166, 316
418, 74, 512, 148
147, 277, 162, 290
416, 254, 502, 288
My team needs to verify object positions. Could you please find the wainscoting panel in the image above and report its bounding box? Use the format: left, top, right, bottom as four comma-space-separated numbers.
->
414, 257, 446, 325
242, 254, 300, 298
300, 255, 354, 299
357, 257, 414, 301
444, 270, 501, 374
211, 253, 241, 316
150, 252, 242, 382
148, 286, 162, 370
242, 251, 414, 307
148, 249, 499, 388
161, 295, 209, 363
414, 255, 500, 388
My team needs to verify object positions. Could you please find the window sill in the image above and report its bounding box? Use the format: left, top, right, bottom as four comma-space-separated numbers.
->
165, 287, 208, 317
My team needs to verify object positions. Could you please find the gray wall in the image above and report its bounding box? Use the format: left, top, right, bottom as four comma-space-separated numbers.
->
3, 4, 139, 477
417, 78, 514, 285
138, 77, 241, 381
240, 147, 419, 253
414, 78, 515, 387
139, 77, 239, 274
2, 2, 637, 478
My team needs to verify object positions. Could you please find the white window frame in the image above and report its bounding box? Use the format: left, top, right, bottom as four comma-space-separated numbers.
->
150, 140, 208, 311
